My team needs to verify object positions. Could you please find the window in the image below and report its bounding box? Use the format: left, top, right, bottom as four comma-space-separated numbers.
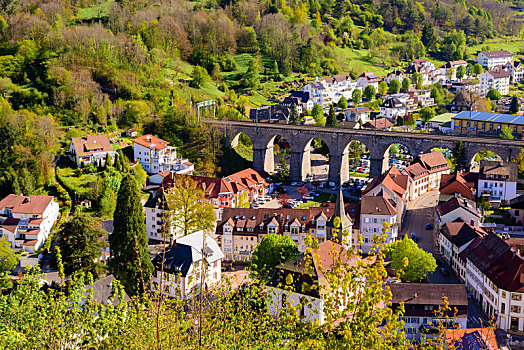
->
291, 227, 298, 235
502, 303, 506, 313
511, 305, 521, 314
373, 218, 377, 224
268, 227, 276, 234
512, 293, 522, 301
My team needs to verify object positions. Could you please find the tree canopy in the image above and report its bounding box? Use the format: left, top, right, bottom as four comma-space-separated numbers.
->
386, 235, 437, 282
0, 240, 18, 272
250, 234, 299, 282
389, 79, 400, 94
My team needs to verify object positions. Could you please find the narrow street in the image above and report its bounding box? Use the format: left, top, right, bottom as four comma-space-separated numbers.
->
401, 190, 439, 253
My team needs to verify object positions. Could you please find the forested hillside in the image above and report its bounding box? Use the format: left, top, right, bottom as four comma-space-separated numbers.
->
0, 0, 522, 192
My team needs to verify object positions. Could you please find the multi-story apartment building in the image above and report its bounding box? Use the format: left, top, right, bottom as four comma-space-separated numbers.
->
0, 194, 60, 253
479, 67, 511, 96
133, 134, 194, 174
215, 200, 352, 261
150, 231, 223, 299
477, 160, 518, 203
478, 50, 513, 69
68, 135, 116, 167
390, 283, 468, 341
359, 195, 398, 253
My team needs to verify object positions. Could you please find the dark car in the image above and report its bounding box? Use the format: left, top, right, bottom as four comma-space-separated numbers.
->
440, 267, 450, 276
426, 223, 433, 230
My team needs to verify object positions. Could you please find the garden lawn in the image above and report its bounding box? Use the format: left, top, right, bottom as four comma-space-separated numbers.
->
57, 167, 98, 198
296, 192, 335, 209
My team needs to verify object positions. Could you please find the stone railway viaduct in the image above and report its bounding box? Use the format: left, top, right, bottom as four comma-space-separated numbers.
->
202, 119, 524, 185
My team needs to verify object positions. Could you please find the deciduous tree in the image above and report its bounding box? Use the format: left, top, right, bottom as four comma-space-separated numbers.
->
352, 88, 362, 105
363, 84, 376, 101
386, 235, 437, 282
0, 239, 18, 272
250, 234, 299, 282
486, 88, 501, 100
401, 77, 411, 90
165, 175, 216, 238
389, 79, 400, 94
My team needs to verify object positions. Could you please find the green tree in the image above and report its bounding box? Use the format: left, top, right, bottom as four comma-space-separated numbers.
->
401, 77, 411, 90
421, 22, 439, 52
412, 73, 423, 89
378, 81, 388, 96
452, 140, 467, 171
289, 104, 300, 125
190, 66, 208, 88
0, 239, 18, 272
108, 175, 154, 296
486, 88, 502, 100
165, 175, 216, 238
445, 67, 455, 82
275, 156, 289, 182
386, 235, 437, 282
312, 104, 325, 126
326, 104, 338, 127
473, 63, 484, 76
510, 96, 519, 114
501, 125, 515, 139
104, 152, 113, 169
466, 63, 474, 77
242, 58, 261, 89
271, 60, 279, 78
59, 214, 105, 278
456, 65, 465, 80
250, 234, 299, 282
337, 96, 348, 109
363, 84, 376, 101
389, 79, 401, 94
352, 88, 362, 105
418, 106, 436, 127
121, 101, 149, 127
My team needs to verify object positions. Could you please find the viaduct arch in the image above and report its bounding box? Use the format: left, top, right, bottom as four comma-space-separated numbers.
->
215, 120, 524, 184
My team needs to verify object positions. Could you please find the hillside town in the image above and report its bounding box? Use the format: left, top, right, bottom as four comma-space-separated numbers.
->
0, 6, 524, 350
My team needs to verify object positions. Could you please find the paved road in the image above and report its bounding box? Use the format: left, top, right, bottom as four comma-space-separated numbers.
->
401, 191, 439, 252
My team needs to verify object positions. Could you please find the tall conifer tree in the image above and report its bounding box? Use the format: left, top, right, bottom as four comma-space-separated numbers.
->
108, 175, 153, 296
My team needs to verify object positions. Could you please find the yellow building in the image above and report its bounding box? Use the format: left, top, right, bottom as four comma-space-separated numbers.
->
452, 111, 524, 136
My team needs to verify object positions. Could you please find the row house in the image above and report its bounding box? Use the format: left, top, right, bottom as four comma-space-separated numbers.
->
300, 75, 357, 107
390, 283, 468, 341
215, 197, 352, 261
477, 160, 518, 203
416, 151, 451, 190
68, 135, 116, 167
364, 166, 410, 221
439, 221, 486, 279
402, 163, 429, 200
446, 231, 524, 333
436, 194, 481, 228
145, 169, 271, 242
439, 171, 478, 200
133, 134, 194, 175
0, 194, 60, 253
151, 231, 223, 299
479, 67, 511, 96
478, 50, 513, 70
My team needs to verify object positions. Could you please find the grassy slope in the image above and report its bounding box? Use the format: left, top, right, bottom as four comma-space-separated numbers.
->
77, 0, 114, 20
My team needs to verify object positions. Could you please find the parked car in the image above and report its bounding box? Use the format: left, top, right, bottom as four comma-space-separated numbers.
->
426, 223, 433, 230
290, 182, 299, 186
411, 232, 418, 243
303, 195, 314, 200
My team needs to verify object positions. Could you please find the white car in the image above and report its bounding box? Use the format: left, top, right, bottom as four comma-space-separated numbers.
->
291, 182, 299, 186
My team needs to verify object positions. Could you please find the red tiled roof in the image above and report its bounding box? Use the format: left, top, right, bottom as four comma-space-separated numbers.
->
132, 134, 170, 150
364, 118, 393, 130
403, 163, 429, 179
22, 239, 38, 246
1, 217, 19, 232
360, 195, 397, 215
417, 151, 450, 172
440, 172, 477, 199
0, 195, 54, 215
71, 135, 112, 157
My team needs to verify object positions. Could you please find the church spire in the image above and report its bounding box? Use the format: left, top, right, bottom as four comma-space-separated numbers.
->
327, 188, 352, 246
